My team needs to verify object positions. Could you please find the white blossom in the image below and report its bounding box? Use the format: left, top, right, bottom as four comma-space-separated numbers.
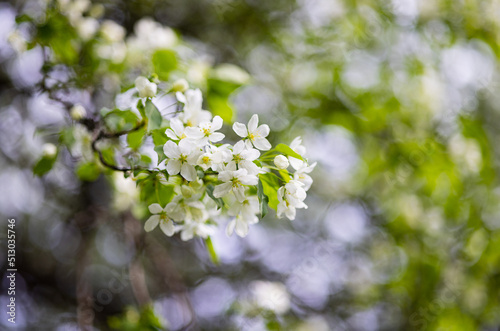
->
196, 145, 225, 171
213, 162, 258, 202
172, 78, 189, 92
227, 140, 261, 175
274, 155, 289, 170
128, 17, 177, 51
250, 281, 290, 315
97, 42, 127, 63
7, 30, 26, 53
185, 115, 225, 146
163, 140, 201, 181
226, 196, 259, 237
144, 203, 178, 236
233, 114, 271, 150
70, 104, 86, 120
135, 76, 157, 98
277, 180, 308, 220
288, 136, 307, 170
293, 162, 316, 191
76, 17, 99, 41
42, 143, 57, 157
165, 117, 188, 141
100, 20, 126, 42
176, 89, 212, 126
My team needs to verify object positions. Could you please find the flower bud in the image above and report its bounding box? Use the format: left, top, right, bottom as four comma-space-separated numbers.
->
42, 143, 57, 158
70, 104, 86, 120
274, 155, 289, 169
135, 76, 157, 98
172, 78, 189, 92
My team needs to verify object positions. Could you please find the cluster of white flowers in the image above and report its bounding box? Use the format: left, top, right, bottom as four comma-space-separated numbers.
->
138, 77, 315, 240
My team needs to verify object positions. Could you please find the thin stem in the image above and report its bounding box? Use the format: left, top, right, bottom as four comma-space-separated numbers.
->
155, 180, 161, 204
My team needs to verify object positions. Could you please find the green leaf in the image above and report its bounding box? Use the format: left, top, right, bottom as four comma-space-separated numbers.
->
156, 181, 175, 206
205, 237, 220, 265
15, 14, 33, 24
259, 172, 281, 210
257, 179, 269, 217
206, 184, 225, 209
206, 94, 234, 123
127, 129, 145, 150
152, 49, 177, 80
140, 154, 152, 165
136, 99, 146, 118
145, 99, 163, 131
154, 145, 167, 165
76, 162, 101, 181
151, 129, 168, 146
33, 155, 57, 176
274, 143, 304, 161
207, 78, 241, 96
279, 169, 291, 182
37, 13, 78, 64
104, 109, 140, 132
59, 128, 76, 146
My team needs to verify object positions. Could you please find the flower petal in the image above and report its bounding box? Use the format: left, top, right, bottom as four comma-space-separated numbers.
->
241, 148, 260, 161
209, 132, 225, 142
179, 139, 195, 154
218, 170, 233, 182
159, 219, 175, 236
255, 124, 270, 138
239, 173, 258, 186
253, 137, 272, 151
248, 114, 258, 133
148, 203, 163, 214
167, 159, 181, 175
234, 186, 247, 202
170, 118, 184, 136
181, 163, 197, 181
163, 141, 180, 158
232, 122, 248, 138
226, 220, 235, 236
212, 115, 223, 130
234, 218, 249, 237
185, 127, 204, 139
176, 91, 187, 104
214, 182, 232, 198
144, 215, 160, 232
165, 128, 178, 140
233, 140, 245, 154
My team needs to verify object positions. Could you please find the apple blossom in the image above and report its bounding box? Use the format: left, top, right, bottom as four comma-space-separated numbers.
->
144, 203, 177, 236
165, 117, 188, 141
70, 104, 86, 120
185, 115, 225, 146
227, 140, 261, 175
226, 196, 260, 237
277, 180, 308, 220
213, 163, 258, 202
135, 76, 157, 98
233, 114, 272, 151
163, 140, 201, 181
274, 155, 289, 170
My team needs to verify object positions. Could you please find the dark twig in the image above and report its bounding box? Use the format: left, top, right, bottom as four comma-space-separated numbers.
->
90, 122, 153, 173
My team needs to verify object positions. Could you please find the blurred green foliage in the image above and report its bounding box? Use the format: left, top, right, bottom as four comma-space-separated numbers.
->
6, 0, 500, 330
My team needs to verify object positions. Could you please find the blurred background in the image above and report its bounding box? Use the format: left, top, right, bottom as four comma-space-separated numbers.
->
2, 0, 500, 330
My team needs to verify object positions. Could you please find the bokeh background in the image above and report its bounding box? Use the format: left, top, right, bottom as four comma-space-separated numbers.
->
2, 0, 500, 330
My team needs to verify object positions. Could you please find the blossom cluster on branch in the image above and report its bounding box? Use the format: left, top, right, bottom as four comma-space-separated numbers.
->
8, 0, 315, 243
134, 77, 316, 239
